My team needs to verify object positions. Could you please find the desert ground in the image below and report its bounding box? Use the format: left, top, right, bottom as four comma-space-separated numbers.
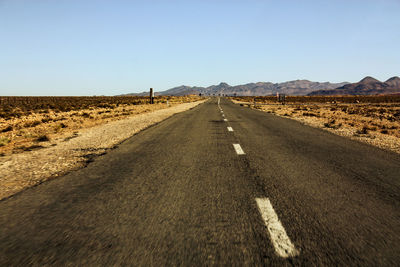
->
0, 96, 204, 200
0, 96, 201, 156
230, 95, 400, 154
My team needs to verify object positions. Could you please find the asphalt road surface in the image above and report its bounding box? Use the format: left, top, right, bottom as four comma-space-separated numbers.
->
1, 97, 399, 266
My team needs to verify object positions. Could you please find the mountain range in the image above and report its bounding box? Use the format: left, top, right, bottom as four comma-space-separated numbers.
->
122, 76, 400, 96
308, 76, 400, 95
125, 80, 349, 96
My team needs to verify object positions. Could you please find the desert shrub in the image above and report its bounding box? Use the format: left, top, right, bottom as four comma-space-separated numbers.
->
386, 116, 396, 122
23, 145, 44, 151
1, 125, 13, 132
356, 126, 369, 135
0, 137, 10, 146
303, 112, 317, 117
36, 135, 50, 142
294, 106, 302, 111
347, 109, 357, 115
324, 119, 341, 129
41, 117, 53, 123
24, 120, 41, 127
81, 112, 90, 118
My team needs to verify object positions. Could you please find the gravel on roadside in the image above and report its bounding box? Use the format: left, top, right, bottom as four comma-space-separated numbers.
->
0, 100, 205, 200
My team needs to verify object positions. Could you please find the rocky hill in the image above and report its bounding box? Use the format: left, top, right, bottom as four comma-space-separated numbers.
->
124, 80, 348, 96
308, 76, 400, 96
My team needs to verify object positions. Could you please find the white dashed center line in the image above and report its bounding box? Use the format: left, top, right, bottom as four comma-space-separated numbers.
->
233, 144, 245, 155
216, 98, 297, 258
255, 198, 299, 258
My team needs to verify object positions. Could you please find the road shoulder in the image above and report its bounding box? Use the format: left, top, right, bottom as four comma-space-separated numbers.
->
0, 100, 206, 200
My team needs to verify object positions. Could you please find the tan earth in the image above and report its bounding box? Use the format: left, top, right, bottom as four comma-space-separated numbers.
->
232, 99, 400, 155
0, 100, 206, 200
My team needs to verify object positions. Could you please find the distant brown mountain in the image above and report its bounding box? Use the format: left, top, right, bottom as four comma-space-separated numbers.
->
123, 80, 348, 96
386, 76, 400, 87
308, 76, 400, 96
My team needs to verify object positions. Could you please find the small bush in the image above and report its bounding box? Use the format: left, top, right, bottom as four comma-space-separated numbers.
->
0, 137, 10, 147
41, 117, 53, 123
324, 119, 335, 128
303, 112, 317, 117
324, 119, 342, 129
356, 126, 369, 135
24, 120, 41, 127
1, 125, 13, 132
23, 145, 44, 151
36, 135, 50, 142
81, 112, 90, 118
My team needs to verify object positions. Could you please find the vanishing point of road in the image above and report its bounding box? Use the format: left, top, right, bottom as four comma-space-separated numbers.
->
1, 98, 399, 266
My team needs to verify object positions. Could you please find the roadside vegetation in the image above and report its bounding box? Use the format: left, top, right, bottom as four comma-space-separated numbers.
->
0, 96, 202, 156
231, 95, 400, 153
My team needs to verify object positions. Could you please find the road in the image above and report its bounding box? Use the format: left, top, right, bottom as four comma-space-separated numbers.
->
1, 97, 399, 266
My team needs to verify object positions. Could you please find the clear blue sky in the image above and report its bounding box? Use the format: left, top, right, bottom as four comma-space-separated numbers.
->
1, 0, 399, 96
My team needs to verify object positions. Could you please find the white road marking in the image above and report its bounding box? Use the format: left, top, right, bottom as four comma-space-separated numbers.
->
223, 118, 228, 122
227, 127, 233, 132
233, 144, 245, 155
255, 198, 299, 258
222, 114, 225, 117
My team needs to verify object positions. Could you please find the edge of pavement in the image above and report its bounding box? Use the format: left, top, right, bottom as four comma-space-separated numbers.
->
0, 99, 208, 201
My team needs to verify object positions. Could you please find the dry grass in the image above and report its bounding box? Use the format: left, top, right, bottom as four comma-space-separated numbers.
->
0, 100, 206, 200
0, 96, 202, 156
231, 96, 400, 154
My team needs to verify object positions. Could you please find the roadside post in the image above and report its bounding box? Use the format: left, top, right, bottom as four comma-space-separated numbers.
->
149, 88, 154, 104
278, 93, 286, 104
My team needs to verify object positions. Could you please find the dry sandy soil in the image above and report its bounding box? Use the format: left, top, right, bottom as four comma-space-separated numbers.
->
232, 99, 400, 154
0, 100, 206, 200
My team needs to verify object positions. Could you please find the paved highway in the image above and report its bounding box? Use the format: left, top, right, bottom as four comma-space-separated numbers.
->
1, 97, 399, 266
